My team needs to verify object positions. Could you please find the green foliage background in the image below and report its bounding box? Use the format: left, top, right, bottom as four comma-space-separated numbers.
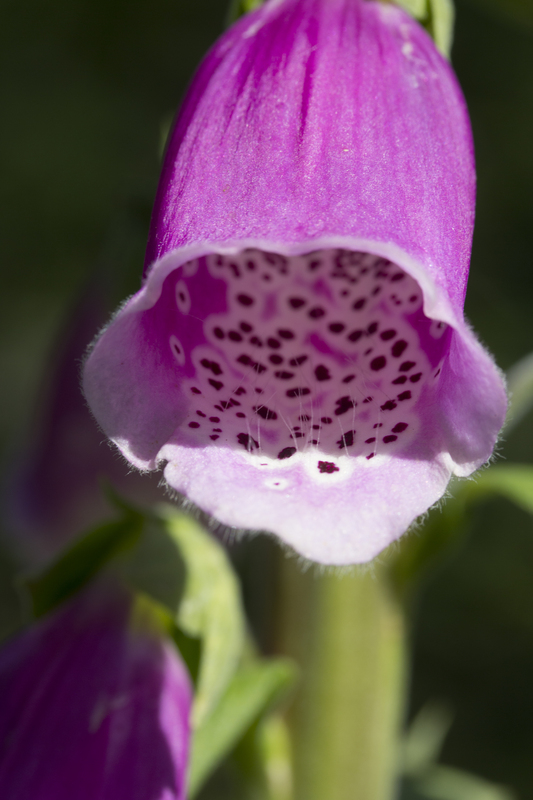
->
1, 0, 533, 796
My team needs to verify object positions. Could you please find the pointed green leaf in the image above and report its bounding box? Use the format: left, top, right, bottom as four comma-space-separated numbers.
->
25, 511, 143, 618
463, 464, 533, 516
416, 765, 516, 800
395, 0, 428, 19
225, 0, 264, 27
188, 659, 298, 797
119, 515, 186, 616
159, 508, 246, 727
505, 351, 533, 434
427, 0, 455, 58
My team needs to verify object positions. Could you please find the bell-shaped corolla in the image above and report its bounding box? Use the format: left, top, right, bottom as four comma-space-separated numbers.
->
83, 0, 507, 564
0, 580, 191, 799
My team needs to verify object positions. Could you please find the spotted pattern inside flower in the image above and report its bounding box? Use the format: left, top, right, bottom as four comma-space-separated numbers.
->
168, 249, 450, 474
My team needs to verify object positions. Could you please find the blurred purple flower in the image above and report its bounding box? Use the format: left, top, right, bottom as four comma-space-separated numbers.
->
83, 0, 506, 564
0, 579, 191, 800
6, 287, 163, 557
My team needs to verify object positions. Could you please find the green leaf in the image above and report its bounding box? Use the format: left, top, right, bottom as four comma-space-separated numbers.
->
25, 511, 143, 618
426, 0, 455, 58
188, 659, 298, 797
462, 464, 533, 516
394, 0, 428, 20
119, 514, 186, 617
159, 508, 246, 728
225, 0, 264, 27
505, 351, 533, 434
415, 765, 516, 800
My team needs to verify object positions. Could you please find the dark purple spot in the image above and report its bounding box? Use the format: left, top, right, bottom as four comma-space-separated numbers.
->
318, 461, 340, 474
275, 371, 294, 380
335, 396, 355, 416
383, 435, 398, 443
209, 379, 224, 391
246, 260, 256, 271
254, 405, 278, 421
321, 417, 332, 424
250, 336, 263, 347
214, 405, 223, 411
299, 414, 311, 421
370, 356, 386, 371
381, 400, 397, 411
410, 295, 418, 302
253, 362, 267, 374
237, 294, 254, 306
240, 321, 253, 333
236, 412, 246, 418
392, 340, 408, 357
237, 433, 259, 451
191, 387, 201, 395
289, 297, 306, 309
309, 306, 325, 319
343, 374, 355, 384
364, 348, 373, 356
347, 330, 363, 343
278, 447, 297, 460
367, 322, 378, 335
269, 354, 283, 365
365, 437, 376, 444
398, 391, 412, 401
353, 298, 367, 311
390, 273, 405, 282
372, 286, 381, 296
329, 323, 345, 334
399, 361, 416, 372
289, 355, 308, 367
435, 368, 441, 377
410, 373, 422, 383
267, 338, 281, 349
235, 387, 246, 396
213, 327, 225, 339
237, 354, 252, 367
392, 376, 407, 385
210, 435, 220, 441
201, 358, 223, 376
286, 387, 311, 398
278, 329, 294, 340
229, 398, 241, 407
291, 432, 305, 439
373, 423, 383, 428
189, 422, 200, 428
209, 416, 220, 422
312, 425, 321, 430
308, 259, 321, 271
392, 422, 408, 433
380, 329, 396, 341
229, 263, 240, 278
363, 396, 373, 403
196, 411, 206, 417
336, 430, 355, 448
228, 330, 242, 342
315, 365, 331, 381
366, 453, 375, 460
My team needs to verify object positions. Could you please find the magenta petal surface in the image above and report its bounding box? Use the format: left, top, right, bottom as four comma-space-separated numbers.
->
83, 0, 507, 564
0, 581, 191, 800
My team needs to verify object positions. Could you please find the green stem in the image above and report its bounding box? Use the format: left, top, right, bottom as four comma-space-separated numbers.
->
277, 559, 407, 800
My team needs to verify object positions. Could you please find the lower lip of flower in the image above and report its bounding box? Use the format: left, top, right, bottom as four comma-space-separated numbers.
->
163, 247, 450, 474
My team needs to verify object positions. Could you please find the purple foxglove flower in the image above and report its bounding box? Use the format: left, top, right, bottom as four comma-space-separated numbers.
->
0, 580, 191, 799
83, 0, 507, 564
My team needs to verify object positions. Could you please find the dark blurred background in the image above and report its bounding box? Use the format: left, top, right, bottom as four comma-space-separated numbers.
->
1, 0, 533, 796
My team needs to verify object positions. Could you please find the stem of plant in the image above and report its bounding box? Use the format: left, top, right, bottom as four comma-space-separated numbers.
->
277, 557, 407, 800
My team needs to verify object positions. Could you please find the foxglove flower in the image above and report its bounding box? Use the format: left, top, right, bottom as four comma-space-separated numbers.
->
83, 0, 507, 564
0, 580, 191, 799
